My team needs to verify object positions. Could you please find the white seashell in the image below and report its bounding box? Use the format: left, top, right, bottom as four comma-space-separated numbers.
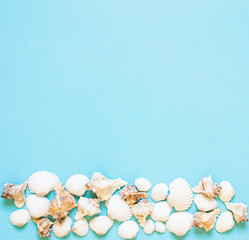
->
65, 174, 89, 196
155, 221, 166, 233
143, 219, 155, 235
167, 178, 193, 211
225, 202, 248, 223
135, 178, 152, 192
9, 209, 31, 227
89, 216, 113, 235
72, 218, 89, 237
218, 181, 235, 202
194, 194, 218, 212
52, 216, 72, 238
118, 220, 139, 239
167, 212, 194, 236
28, 171, 59, 196
151, 201, 172, 222
26, 194, 50, 218
151, 183, 168, 202
216, 211, 234, 233
106, 195, 132, 222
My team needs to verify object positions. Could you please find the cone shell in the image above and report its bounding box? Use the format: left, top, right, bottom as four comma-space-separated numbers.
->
118, 220, 139, 239
89, 216, 113, 235
194, 194, 218, 212
72, 218, 89, 237
65, 174, 89, 196
151, 183, 168, 202
151, 201, 172, 222
155, 221, 166, 233
9, 209, 31, 227
216, 211, 234, 233
135, 178, 152, 192
218, 181, 235, 202
143, 219, 155, 235
52, 216, 72, 238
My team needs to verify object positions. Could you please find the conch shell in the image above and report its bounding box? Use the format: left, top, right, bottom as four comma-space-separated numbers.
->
86, 172, 127, 201
225, 202, 248, 223
33, 218, 53, 237
49, 182, 76, 223
193, 208, 221, 231
1, 181, 27, 208
119, 185, 148, 205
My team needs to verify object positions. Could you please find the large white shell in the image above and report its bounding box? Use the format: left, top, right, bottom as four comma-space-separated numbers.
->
151, 183, 168, 202
218, 181, 235, 202
155, 221, 166, 233
166, 212, 194, 236
28, 171, 59, 196
65, 174, 89, 196
167, 178, 193, 211
53, 216, 72, 238
89, 216, 113, 235
216, 211, 234, 233
72, 218, 89, 237
106, 195, 132, 222
118, 220, 139, 239
194, 194, 218, 212
26, 194, 50, 218
135, 178, 152, 192
9, 209, 31, 227
143, 219, 155, 235
151, 201, 172, 222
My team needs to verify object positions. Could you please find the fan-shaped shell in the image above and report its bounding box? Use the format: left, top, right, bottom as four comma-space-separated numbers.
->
155, 221, 166, 233
167, 178, 193, 211
194, 194, 218, 212
72, 218, 89, 237
52, 216, 72, 238
118, 220, 139, 239
151, 183, 168, 202
218, 181, 235, 202
143, 219, 155, 235
9, 209, 31, 227
135, 178, 152, 192
65, 174, 89, 196
26, 194, 50, 218
166, 212, 194, 236
89, 216, 113, 235
28, 171, 59, 196
216, 211, 234, 233
151, 201, 172, 222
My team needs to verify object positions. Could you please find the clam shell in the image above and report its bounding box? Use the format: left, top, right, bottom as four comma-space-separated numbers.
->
9, 209, 31, 227
65, 174, 89, 196
155, 221, 166, 233
166, 212, 194, 236
135, 178, 152, 192
218, 181, 235, 202
118, 220, 139, 239
28, 171, 59, 196
151, 201, 172, 222
26, 194, 50, 218
72, 218, 89, 237
194, 194, 218, 212
89, 216, 113, 235
143, 219, 155, 235
216, 211, 234, 233
52, 216, 72, 238
151, 183, 168, 202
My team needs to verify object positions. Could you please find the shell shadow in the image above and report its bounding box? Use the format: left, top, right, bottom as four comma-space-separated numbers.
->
2, 198, 15, 207
194, 227, 213, 236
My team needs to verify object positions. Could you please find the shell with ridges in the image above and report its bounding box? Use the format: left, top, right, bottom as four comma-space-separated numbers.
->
33, 218, 53, 237
151, 201, 172, 222
151, 183, 168, 202
89, 216, 113, 235
143, 219, 155, 235
194, 194, 218, 212
118, 220, 139, 239
155, 221, 166, 233
65, 174, 89, 196
218, 181, 235, 202
135, 178, 152, 192
225, 202, 248, 223
9, 209, 31, 227
52, 216, 72, 238
216, 211, 234, 233
72, 218, 89, 237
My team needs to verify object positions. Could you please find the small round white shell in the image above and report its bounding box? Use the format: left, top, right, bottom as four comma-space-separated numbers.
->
155, 221, 166, 233
194, 194, 218, 212
151, 201, 172, 222
65, 174, 89, 196
216, 211, 234, 233
118, 220, 139, 239
143, 219, 155, 235
9, 209, 31, 227
72, 218, 89, 237
151, 183, 168, 202
135, 178, 152, 192
219, 181, 235, 202
89, 216, 113, 235
53, 216, 72, 238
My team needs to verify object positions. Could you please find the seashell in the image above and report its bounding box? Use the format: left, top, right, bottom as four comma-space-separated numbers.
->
194, 194, 218, 212
143, 219, 155, 235
135, 178, 152, 192
155, 221, 166, 233
28, 171, 59, 196
89, 216, 113, 235
131, 199, 154, 227
52, 216, 72, 238
9, 209, 31, 227
193, 208, 221, 231
1, 181, 27, 208
225, 202, 248, 223
72, 218, 89, 237
106, 195, 132, 222
86, 172, 127, 201
151, 201, 172, 222
119, 185, 148, 205
26, 194, 50, 218
166, 212, 194, 236
151, 183, 168, 202
49, 182, 76, 223
167, 178, 193, 211
193, 176, 221, 199
33, 217, 53, 237
216, 211, 234, 233
118, 220, 139, 239
218, 181, 235, 202
65, 174, 89, 196
75, 197, 100, 220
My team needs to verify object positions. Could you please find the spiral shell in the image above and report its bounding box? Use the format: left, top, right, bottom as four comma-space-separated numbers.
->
9, 209, 31, 227
118, 220, 139, 239
151, 183, 168, 202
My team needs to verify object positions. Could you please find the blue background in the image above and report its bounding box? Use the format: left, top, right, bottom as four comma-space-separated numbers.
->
0, 0, 249, 239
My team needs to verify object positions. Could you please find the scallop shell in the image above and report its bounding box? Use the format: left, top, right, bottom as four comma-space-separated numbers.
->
194, 194, 218, 212
216, 211, 234, 233
225, 202, 248, 223
65, 174, 89, 196
135, 178, 152, 192
143, 219, 155, 235
9, 209, 31, 227
151, 201, 172, 222
89, 216, 113, 235
155, 221, 166, 233
52, 216, 72, 238
33, 217, 53, 237
151, 183, 168, 202
28, 171, 59, 196
166, 212, 194, 236
118, 220, 139, 239
72, 218, 89, 237
106, 195, 132, 222
26, 194, 50, 218
218, 181, 235, 202
167, 178, 193, 211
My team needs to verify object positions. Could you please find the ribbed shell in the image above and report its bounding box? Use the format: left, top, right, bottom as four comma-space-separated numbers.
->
151, 201, 172, 222
118, 220, 139, 239
65, 174, 89, 196
9, 209, 31, 227
155, 221, 166, 233
72, 218, 89, 237
143, 219, 155, 235
194, 194, 218, 212
52, 216, 72, 238
216, 211, 234, 233
135, 178, 152, 192
218, 181, 235, 202
89, 216, 113, 235
151, 183, 168, 202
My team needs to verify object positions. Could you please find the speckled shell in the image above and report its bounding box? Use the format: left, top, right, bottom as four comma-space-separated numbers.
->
9, 209, 31, 227
135, 178, 152, 192
65, 174, 89, 196
216, 211, 234, 233
143, 219, 155, 235
72, 218, 89, 237
155, 221, 166, 233
89, 216, 113, 235
52, 216, 72, 238
118, 220, 139, 239
151, 201, 172, 222
194, 194, 218, 212
151, 183, 168, 202
218, 181, 235, 202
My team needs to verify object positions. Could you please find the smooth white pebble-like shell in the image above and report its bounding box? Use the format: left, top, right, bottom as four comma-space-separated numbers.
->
151, 201, 172, 222
218, 181, 235, 202
72, 218, 89, 237
89, 216, 113, 235
53, 216, 72, 238
143, 219, 155, 235
9, 209, 31, 227
65, 174, 89, 196
216, 211, 234, 233
151, 183, 168, 202
135, 178, 152, 192
118, 220, 139, 239
194, 194, 218, 212
155, 221, 166, 233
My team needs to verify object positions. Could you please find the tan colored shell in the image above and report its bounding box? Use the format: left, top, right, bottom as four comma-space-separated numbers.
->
193, 209, 221, 231
49, 182, 76, 223
33, 218, 53, 238
225, 202, 248, 223
1, 181, 27, 208
119, 185, 148, 205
